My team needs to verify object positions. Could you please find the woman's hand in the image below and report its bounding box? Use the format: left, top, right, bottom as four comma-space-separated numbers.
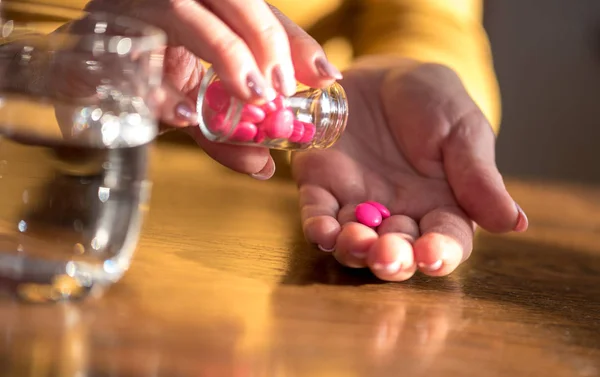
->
85, 0, 340, 178
292, 57, 528, 281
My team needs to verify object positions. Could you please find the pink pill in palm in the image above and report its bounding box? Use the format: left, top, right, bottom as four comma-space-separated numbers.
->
298, 121, 316, 143
365, 201, 391, 218
262, 109, 294, 139
240, 104, 266, 123
355, 203, 383, 228
289, 120, 305, 143
205, 81, 230, 112
229, 121, 258, 142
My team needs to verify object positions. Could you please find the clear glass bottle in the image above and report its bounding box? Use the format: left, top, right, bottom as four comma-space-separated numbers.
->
196, 68, 349, 150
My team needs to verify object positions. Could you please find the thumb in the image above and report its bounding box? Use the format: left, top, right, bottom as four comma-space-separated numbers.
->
443, 110, 528, 233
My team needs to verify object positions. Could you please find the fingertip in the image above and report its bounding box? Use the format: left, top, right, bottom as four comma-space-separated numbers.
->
271, 63, 297, 98
268, 5, 338, 88
318, 244, 335, 253
367, 233, 417, 281
293, 55, 341, 89
314, 56, 343, 80
514, 202, 529, 232
151, 82, 199, 128
303, 215, 340, 250
451, 166, 519, 233
334, 222, 378, 268
174, 102, 199, 125
370, 233, 414, 263
211, 65, 275, 106
250, 155, 276, 180
413, 233, 464, 277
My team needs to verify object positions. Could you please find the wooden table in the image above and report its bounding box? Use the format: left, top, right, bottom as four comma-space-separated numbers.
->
1, 140, 599, 377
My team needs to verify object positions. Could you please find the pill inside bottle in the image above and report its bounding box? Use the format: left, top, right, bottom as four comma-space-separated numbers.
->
196, 68, 349, 151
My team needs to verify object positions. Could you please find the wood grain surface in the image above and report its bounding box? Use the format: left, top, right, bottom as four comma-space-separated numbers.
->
0, 139, 599, 377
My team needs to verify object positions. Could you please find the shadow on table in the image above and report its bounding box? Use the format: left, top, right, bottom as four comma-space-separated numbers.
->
459, 232, 600, 349
280, 231, 600, 348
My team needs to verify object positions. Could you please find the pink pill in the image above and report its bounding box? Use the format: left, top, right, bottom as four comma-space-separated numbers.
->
298, 121, 316, 143
273, 95, 286, 110
355, 203, 383, 228
240, 104, 266, 123
365, 201, 391, 218
261, 101, 277, 114
205, 81, 230, 112
288, 120, 305, 143
229, 121, 258, 142
208, 112, 227, 133
262, 109, 294, 139
254, 128, 267, 143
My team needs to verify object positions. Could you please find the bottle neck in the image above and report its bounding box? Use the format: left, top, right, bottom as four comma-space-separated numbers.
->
287, 82, 348, 149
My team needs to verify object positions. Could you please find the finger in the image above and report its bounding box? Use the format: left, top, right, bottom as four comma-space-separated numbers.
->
414, 206, 474, 277
298, 184, 341, 250
160, 50, 274, 178
163, 46, 205, 95
336, 204, 358, 225
155, 48, 204, 127
205, 0, 296, 97
85, 0, 274, 104
366, 234, 417, 282
183, 126, 272, 176
376, 215, 420, 241
333, 222, 378, 268
444, 110, 528, 233
269, 4, 343, 88
151, 80, 199, 127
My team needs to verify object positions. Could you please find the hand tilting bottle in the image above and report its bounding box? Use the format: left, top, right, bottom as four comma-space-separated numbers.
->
196, 68, 349, 151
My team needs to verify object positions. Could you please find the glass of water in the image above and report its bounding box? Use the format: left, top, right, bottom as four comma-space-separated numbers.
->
0, 8, 166, 302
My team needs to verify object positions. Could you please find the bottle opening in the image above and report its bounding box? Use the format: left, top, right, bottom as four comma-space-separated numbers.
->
312, 83, 348, 149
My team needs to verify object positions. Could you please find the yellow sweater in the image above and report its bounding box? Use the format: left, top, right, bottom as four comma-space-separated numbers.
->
1, 0, 500, 131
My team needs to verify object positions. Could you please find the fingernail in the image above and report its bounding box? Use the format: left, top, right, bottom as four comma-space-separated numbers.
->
318, 244, 335, 252
314, 57, 343, 80
272, 64, 296, 97
418, 259, 443, 272
350, 250, 367, 259
246, 72, 276, 102
175, 102, 198, 124
250, 158, 276, 180
514, 202, 529, 232
372, 260, 402, 274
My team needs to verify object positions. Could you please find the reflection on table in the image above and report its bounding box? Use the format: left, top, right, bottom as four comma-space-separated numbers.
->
0, 140, 598, 377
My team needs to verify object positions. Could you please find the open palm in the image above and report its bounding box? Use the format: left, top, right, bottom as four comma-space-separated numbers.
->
292, 58, 527, 281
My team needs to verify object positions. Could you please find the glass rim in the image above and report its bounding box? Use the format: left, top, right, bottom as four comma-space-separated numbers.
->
1, 5, 167, 52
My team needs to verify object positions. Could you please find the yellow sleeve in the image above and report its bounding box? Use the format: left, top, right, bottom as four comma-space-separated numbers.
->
349, 0, 501, 132
1, 0, 85, 33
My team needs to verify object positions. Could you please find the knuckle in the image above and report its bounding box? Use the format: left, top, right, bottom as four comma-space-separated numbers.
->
451, 109, 492, 139
209, 34, 246, 60
253, 22, 288, 49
